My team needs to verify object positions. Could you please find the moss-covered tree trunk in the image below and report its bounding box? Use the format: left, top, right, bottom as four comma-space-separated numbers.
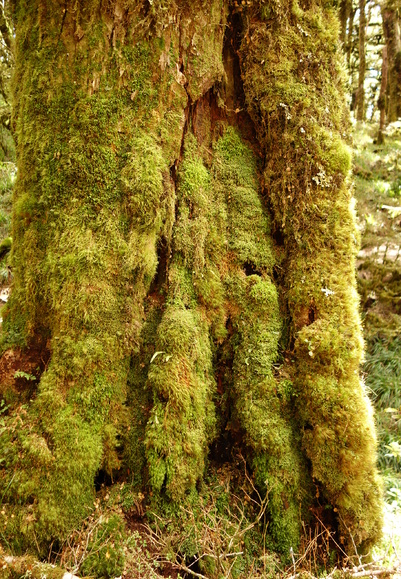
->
1, 0, 382, 566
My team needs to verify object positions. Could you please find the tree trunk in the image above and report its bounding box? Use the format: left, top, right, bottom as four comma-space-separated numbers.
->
347, 4, 356, 69
378, 45, 388, 144
356, 0, 366, 120
382, 1, 401, 122
0, 0, 382, 568
339, 0, 352, 47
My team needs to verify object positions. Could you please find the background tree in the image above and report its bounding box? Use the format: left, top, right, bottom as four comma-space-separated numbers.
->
357, 0, 367, 119
0, 1, 14, 161
378, 45, 388, 142
382, 0, 401, 121
0, 0, 382, 574
340, 0, 353, 45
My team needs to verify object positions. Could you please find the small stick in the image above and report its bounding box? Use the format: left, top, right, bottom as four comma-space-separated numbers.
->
349, 567, 399, 577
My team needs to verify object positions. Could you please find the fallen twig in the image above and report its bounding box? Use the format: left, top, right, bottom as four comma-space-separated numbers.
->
348, 566, 399, 577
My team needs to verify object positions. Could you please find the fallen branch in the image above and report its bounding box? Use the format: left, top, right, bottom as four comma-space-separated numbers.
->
348, 566, 399, 577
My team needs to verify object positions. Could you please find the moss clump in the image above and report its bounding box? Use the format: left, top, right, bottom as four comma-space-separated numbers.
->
146, 302, 216, 499
145, 137, 219, 499
212, 128, 309, 553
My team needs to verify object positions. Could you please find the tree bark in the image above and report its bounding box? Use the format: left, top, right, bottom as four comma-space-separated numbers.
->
378, 45, 388, 143
339, 0, 352, 51
339, 0, 352, 48
382, 1, 401, 122
0, 0, 382, 567
347, 4, 356, 69
356, 0, 366, 120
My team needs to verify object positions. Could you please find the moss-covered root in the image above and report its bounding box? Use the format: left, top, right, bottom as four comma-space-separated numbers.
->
240, 0, 383, 549
213, 128, 308, 553
145, 137, 220, 500
0, 356, 128, 551
145, 301, 216, 500
229, 273, 307, 554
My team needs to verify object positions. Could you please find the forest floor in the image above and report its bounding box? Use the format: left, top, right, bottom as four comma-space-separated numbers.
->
1, 124, 401, 577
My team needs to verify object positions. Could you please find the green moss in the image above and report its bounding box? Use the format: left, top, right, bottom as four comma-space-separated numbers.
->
126, 126, 209, 504
1, 0, 187, 554
80, 513, 126, 578
209, 128, 309, 554
0, 235, 11, 258
3, 0, 383, 567
225, 272, 308, 553
121, 134, 168, 229
213, 128, 274, 273
241, 0, 383, 551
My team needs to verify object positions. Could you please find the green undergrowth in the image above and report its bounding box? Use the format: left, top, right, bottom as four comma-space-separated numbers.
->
0, 473, 292, 578
144, 463, 288, 579
0, 161, 14, 288
353, 125, 401, 501
353, 122, 401, 479
354, 122, 401, 334
365, 337, 401, 472
0, 162, 14, 242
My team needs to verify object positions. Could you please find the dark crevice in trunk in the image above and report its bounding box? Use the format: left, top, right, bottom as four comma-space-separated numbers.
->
94, 469, 113, 491
272, 226, 285, 247
149, 236, 169, 298
308, 305, 316, 324
244, 261, 261, 276
221, 10, 260, 154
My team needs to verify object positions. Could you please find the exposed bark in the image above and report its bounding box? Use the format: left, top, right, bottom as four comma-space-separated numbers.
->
339, 0, 352, 47
382, 1, 401, 122
356, 0, 366, 120
378, 45, 388, 144
0, 0, 382, 571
